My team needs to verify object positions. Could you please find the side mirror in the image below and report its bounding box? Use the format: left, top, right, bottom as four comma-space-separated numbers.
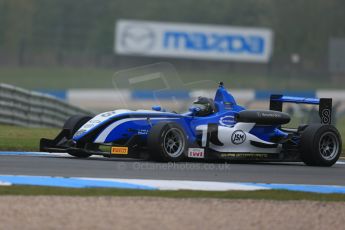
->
152, 105, 162, 111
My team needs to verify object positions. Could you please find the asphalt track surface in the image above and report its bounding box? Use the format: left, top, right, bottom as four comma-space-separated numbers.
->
1, 153, 345, 185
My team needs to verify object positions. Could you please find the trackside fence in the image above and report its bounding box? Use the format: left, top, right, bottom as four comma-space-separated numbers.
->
0, 84, 92, 128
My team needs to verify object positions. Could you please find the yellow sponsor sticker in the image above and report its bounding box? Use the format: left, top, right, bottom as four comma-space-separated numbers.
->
111, 147, 128, 155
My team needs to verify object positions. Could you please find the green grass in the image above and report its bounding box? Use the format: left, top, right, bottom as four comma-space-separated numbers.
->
0, 66, 341, 90
0, 125, 59, 151
0, 67, 115, 90
0, 186, 345, 201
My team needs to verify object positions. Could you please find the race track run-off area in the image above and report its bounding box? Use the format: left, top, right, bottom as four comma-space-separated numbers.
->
1, 151, 345, 194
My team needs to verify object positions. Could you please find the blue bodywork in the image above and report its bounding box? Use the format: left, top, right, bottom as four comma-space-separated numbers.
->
271, 95, 320, 105
72, 84, 324, 147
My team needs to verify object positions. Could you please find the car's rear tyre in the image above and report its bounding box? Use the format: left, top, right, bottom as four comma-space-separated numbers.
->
63, 115, 93, 158
147, 122, 187, 162
300, 124, 342, 166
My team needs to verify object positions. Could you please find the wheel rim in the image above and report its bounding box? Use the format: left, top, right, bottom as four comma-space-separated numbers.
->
163, 128, 185, 158
319, 132, 339, 161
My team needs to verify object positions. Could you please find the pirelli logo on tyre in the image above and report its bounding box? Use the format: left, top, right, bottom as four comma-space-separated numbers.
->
111, 147, 128, 155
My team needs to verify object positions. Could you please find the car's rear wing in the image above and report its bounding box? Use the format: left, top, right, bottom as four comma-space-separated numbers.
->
269, 95, 332, 124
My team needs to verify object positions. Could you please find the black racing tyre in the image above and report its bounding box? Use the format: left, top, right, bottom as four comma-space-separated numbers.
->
63, 115, 93, 158
147, 122, 187, 162
300, 124, 342, 166
63, 115, 92, 139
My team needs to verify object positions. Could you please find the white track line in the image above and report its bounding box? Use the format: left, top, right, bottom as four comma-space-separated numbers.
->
80, 178, 269, 191
0, 181, 11, 186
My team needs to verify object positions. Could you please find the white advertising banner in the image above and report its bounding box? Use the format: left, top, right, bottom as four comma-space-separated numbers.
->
115, 19, 273, 63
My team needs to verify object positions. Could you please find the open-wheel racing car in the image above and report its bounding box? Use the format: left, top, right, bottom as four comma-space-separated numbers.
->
40, 82, 342, 166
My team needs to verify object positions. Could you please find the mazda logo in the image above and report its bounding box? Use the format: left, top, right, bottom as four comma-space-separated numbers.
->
120, 25, 156, 53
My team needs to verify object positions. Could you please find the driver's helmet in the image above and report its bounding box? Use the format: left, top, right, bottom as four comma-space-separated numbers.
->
192, 97, 215, 116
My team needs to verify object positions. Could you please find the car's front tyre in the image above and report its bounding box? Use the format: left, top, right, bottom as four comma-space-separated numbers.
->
63, 115, 93, 158
147, 122, 187, 162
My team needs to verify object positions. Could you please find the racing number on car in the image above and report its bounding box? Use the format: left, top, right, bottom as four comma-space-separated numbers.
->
321, 109, 331, 124
101, 111, 117, 117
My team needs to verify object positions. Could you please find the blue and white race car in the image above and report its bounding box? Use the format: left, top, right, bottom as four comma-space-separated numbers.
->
40, 82, 342, 166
